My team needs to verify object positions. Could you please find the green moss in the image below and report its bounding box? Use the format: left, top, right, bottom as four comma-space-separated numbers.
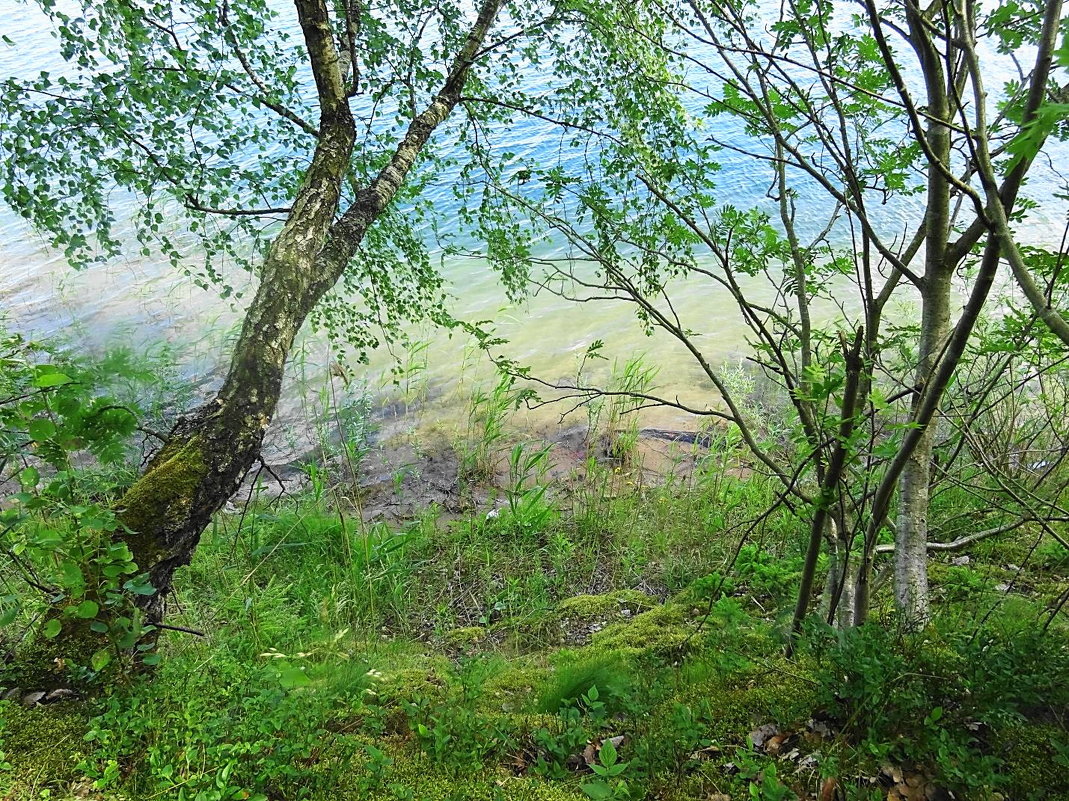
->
376, 666, 450, 706
340, 741, 588, 801
588, 602, 695, 658
998, 724, 1069, 800
481, 663, 544, 713
4, 615, 100, 689
442, 626, 489, 650
557, 590, 656, 622
0, 701, 90, 797
117, 436, 206, 562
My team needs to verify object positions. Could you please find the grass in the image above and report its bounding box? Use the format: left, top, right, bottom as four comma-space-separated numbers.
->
4, 469, 1067, 800
1, 365, 1068, 801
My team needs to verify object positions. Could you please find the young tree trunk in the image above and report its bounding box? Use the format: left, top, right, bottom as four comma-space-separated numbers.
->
894, 304, 947, 626
891, 4, 954, 628
822, 525, 859, 630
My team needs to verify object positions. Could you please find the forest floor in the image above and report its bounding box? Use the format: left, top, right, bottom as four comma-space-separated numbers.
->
2, 385, 1068, 801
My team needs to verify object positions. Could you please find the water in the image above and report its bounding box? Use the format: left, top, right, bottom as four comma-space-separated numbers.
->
2, 0, 1067, 435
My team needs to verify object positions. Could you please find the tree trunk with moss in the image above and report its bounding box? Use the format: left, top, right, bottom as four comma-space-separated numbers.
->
92, 0, 503, 630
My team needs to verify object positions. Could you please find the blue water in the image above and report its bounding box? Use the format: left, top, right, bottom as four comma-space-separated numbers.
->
1, 0, 1066, 423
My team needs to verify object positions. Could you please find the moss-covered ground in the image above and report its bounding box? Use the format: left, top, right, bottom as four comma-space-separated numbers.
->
2, 441, 1067, 801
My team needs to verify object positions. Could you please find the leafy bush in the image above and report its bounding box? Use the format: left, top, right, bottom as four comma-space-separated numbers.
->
0, 331, 161, 678
805, 620, 1069, 795
734, 545, 802, 604
405, 657, 514, 776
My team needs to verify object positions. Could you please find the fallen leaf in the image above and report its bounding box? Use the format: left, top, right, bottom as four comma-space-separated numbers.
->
820, 777, 839, 801
880, 764, 904, 785
765, 732, 791, 755
582, 742, 598, 767
748, 723, 779, 749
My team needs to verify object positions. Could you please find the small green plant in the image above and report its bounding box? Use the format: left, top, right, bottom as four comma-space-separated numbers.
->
498, 440, 555, 537
393, 336, 431, 411
939, 564, 996, 601
802, 619, 1069, 796
0, 707, 13, 777
583, 354, 658, 465
581, 737, 632, 801
538, 657, 633, 718
734, 545, 800, 604
605, 355, 658, 463
529, 705, 591, 780
736, 753, 795, 801
407, 658, 513, 776
80, 656, 336, 799
460, 373, 520, 482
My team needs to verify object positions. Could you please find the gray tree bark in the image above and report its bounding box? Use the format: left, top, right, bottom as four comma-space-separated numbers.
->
889, 1, 956, 628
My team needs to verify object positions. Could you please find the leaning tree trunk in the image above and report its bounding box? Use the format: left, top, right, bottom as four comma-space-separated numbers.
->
116, 0, 355, 621
112, 0, 504, 626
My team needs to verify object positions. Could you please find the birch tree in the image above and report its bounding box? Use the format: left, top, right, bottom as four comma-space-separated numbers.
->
0, 0, 534, 657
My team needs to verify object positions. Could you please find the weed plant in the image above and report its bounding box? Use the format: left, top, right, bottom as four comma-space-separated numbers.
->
583, 355, 658, 465
461, 372, 520, 482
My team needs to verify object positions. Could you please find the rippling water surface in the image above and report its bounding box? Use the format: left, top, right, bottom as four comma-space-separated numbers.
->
1, 1, 1067, 431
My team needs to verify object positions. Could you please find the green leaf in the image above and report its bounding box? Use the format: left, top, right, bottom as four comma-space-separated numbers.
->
28, 418, 58, 441
123, 577, 156, 595
18, 466, 40, 488
581, 781, 614, 801
32, 372, 72, 388
1056, 31, 1069, 68
0, 606, 17, 627
72, 600, 99, 619
600, 739, 618, 767
42, 618, 62, 639
90, 648, 111, 672
58, 562, 85, 590
278, 666, 311, 689
1005, 103, 1069, 171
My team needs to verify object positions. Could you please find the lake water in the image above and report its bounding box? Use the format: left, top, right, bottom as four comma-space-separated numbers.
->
2, 0, 1067, 437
